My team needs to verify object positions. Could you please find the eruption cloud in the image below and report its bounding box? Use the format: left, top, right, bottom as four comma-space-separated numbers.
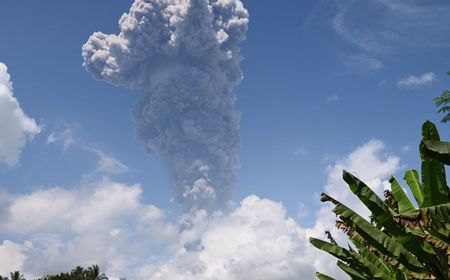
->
82, 0, 249, 209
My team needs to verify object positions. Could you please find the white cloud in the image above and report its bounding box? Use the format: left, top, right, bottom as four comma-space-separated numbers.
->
0, 62, 40, 166
308, 1, 450, 71
47, 127, 76, 151
0, 240, 26, 275
322, 139, 399, 218
137, 140, 398, 280
0, 140, 399, 279
301, 139, 399, 278
333, 10, 386, 54
47, 127, 130, 175
0, 178, 177, 278
89, 148, 130, 174
397, 72, 437, 89
401, 145, 411, 152
2, 179, 168, 236
332, 1, 450, 49
326, 94, 339, 103
137, 196, 317, 280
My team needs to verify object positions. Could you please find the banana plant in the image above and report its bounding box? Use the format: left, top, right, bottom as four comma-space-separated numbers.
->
310, 121, 450, 280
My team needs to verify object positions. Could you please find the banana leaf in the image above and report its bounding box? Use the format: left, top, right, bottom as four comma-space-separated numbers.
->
420, 121, 449, 207
321, 193, 427, 273
404, 170, 424, 207
310, 238, 354, 263
309, 238, 381, 278
398, 203, 450, 229
422, 139, 450, 165
316, 272, 336, 280
390, 177, 415, 213
350, 238, 393, 278
337, 261, 368, 280
342, 172, 443, 268
343, 171, 401, 235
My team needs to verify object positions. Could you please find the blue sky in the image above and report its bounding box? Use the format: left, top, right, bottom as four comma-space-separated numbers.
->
0, 0, 449, 279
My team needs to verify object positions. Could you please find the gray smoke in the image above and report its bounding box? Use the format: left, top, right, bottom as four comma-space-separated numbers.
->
82, 0, 248, 209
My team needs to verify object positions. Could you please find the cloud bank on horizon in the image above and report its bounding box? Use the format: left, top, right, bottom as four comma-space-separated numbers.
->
82, 0, 249, 210
0, 138, 399, 280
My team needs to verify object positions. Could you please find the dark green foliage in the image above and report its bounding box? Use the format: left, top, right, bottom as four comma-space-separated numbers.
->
310, 121, 450, 279
39, 265, 105, 280
0, 265, 127, 280
9, 272, 25, 280
37, 265, 100, 280
433, 70, 450, 123
0, 271, 25, 280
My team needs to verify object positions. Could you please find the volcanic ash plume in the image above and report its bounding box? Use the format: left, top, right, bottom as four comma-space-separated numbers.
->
82, 0, 249, 209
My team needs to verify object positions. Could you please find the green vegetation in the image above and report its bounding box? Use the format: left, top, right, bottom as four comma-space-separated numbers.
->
433, 71, 450, 123
310, 121, 450, 279
0, 271, 25, 280
0, 265, 126, 280
37, 265, 100, 280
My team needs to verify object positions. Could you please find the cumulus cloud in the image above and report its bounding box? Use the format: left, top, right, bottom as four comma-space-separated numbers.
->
0, 240, 26, 275
82, 0, 249, 210
322, 139, 399, 217
397, 72, 437, 89
137, 196, 316, 280
301, 139, 400, 278
1, 180, 151, 235
138, 140, 399, 280
0, 62, 40, 166
0, 179, 177, 278
1, 180, 314, 280
0, 139, 400, 279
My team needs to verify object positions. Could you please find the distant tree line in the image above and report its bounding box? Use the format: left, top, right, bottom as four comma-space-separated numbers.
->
0, 265, 126, 280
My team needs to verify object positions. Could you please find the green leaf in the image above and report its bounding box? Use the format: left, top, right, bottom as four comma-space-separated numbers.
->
399, 203, 450, 229
350, 238, 393, 278
336, 261, 368, 280
390, 177, 415, 213
316, 272, 336, 280
404, 170, 424, 207
343, 171, 400, 234
422, 139, 450, 165
420, 121, 449, 207
309, 238, 354, 263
